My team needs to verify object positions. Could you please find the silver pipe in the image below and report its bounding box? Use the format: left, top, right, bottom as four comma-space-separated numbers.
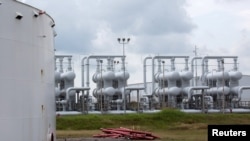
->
55, 55, 73, 73
81, 57, 87, 87
66, 87, 90, 112
110, 58, 115, 71
66, 87, 90, 102
85, 55, 124, 87
55, 55, 73, 58
59, 57, 63, 73
67, 56, 72, 71
151, 56, 189, 94
184, 57, 189, 71
170, 58, 175, 71
205, 59, 209, 74
191, 57, 202, 86
201, 56, 238, 85
186, 86, 209, 100
54, 57, 57, 70
238, 86, 250, 101
107, 57, 112, 71
217, 59, 221, 71
233, 58, 238, 71
143, 56, 152, 94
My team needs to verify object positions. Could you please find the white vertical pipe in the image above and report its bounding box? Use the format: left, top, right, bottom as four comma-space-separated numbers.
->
81, 57, 87, 87
143, 56, 152, 94
59, 57, 63, 73
201, 56, 238, 85
85, 55, 123, 88
151, 56, 188, 93
233, 58, 238, 71
67, 56, 72, 71
191, 57, 202, 86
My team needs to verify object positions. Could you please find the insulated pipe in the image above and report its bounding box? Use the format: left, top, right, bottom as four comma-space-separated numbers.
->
55, 55, 73, 58
110, 58, 115, 71
191, 57, 202, 86
59, 57, 63, 73
201, 56, 238, 85
184, 57, 189, 71
54, 57, 57, 70
107, 57, 112, 71
55, 55, 73, 73
170, 58, 175, 71
66, 87, 91, 111
238, 86, 250, 101
205, 59, 209, 75
217, 59, 221, 71
67, 56, 72, 71
81, 56, 87, 87
66, 87, 90, 101
151, 56, 189, 94
186, 86, 209, 100
84, 55, 124, 88
143, 56, 152, 94
233, 58, 238, 71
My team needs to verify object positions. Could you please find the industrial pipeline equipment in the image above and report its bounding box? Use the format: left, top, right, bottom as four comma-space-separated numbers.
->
55, 54, 250, 114
84, 55, 130, 111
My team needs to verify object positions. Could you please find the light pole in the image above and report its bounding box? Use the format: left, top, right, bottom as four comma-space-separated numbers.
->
221, 59, 225, 114
162, 60, 165, 108
117, 38, 130, 114
100, 59, 103, 113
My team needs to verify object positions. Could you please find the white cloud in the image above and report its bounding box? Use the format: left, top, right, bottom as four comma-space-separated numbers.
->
23, 0, 250, 88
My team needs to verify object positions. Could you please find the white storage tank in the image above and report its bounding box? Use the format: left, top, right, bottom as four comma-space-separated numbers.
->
0, 1, 56, 141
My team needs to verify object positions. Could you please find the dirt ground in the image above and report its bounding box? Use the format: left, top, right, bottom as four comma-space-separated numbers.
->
56, 138, 130, 141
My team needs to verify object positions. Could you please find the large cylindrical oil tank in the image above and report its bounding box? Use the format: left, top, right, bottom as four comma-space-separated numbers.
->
0, 1, 56, 141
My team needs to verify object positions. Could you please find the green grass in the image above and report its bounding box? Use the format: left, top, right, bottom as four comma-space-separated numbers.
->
56, 109, 250, 130
56, 109, 250, 140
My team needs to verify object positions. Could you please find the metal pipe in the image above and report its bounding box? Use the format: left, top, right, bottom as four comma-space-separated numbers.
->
55, 55, 73, 58
186, 86, 209, 100
191, 57, 202, 86
66, 87, 90, 112
54, 57, 57, 70
217, 59, 221, 71
238, 86, 250, 101
67, 56, 72, 71
55, 55, 73, 73
66, 87, 90, 102
81, 56, 87, 87
125, 86, 145, 112
201, 56, 238, 85
184, 57, 189, 71
59, 57, 63, 73
151, 56, 189, 94
170, 58, 175, 71
83, 55, 125, 112
233, 58, 238, 71
143, 57, 152, 94
84, 55, 124, 88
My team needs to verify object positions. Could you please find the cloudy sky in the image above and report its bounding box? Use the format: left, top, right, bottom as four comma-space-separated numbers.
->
21, 0, 250, 87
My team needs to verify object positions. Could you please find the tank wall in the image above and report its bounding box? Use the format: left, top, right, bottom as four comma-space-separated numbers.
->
0, 1, 56, 141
